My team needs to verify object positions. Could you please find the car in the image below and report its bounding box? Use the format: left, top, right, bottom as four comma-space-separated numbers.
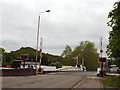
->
6, 65, 12, 68
110, 65, 119, 73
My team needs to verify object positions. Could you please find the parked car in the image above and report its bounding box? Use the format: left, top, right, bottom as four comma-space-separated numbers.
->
6, 65, 12, 68
110, 65, 119, 73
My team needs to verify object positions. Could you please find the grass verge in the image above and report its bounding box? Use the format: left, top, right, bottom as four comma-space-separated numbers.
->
102, 76, 120, 87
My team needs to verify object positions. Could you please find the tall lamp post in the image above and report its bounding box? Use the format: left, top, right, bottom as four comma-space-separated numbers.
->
35, 10, 50, 74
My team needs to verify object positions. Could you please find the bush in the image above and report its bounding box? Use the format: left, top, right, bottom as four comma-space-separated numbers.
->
50, 62, 62, 68
50, 62, 56, 66
55, 62, 62, 68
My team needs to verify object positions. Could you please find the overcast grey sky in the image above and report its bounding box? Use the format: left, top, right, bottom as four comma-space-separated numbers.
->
1, 0, 116, 56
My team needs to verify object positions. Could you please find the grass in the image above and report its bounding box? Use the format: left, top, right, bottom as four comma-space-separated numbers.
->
102, 76, 120, 87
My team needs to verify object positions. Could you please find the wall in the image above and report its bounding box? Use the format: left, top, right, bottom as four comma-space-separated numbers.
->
1, 68, 36, 76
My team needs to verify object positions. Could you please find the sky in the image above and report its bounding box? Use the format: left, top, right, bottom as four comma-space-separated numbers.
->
1, 0, 116, 56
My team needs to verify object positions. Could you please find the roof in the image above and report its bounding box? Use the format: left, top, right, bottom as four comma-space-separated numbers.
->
14, 59, 23, 62
21, 61, 39, 65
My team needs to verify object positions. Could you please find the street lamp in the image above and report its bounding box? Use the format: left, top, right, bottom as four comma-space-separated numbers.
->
35, 10, 50, 75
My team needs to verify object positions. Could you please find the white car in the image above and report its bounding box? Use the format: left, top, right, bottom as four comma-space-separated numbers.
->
110, 67, 119, 73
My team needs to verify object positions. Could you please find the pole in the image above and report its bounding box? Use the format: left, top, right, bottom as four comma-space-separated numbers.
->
76, 56, 78, 67
100, 37, 102, 58
35, 10, 50, 75
77, 56, 78, 65
23, 60, 25, 68
35, 15, 40, 75
82, 58, 84, 71
39, 37, 43, 71
100, 37, 104, 77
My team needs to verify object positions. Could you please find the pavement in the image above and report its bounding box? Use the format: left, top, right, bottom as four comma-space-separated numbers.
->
73, 73, 103, 88
74, 73, 120, 89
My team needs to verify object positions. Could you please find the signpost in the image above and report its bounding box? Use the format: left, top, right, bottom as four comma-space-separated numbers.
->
99, 57, 106, 62
20, 54, 29, 68
99, 37, 106, 77
39, 37, 43, 72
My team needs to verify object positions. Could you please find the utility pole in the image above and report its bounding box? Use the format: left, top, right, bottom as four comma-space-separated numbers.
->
82, 58, 84, 71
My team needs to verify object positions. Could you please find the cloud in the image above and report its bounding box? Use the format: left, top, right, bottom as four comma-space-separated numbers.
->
2, 0, 116, 56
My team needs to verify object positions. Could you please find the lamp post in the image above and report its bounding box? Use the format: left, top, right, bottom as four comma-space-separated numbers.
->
35, 10, 50, 75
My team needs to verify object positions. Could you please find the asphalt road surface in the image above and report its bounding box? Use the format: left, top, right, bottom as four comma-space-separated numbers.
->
2, 71, 95, 88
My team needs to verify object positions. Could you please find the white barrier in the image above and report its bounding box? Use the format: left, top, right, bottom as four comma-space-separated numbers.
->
41, 66, 56, 71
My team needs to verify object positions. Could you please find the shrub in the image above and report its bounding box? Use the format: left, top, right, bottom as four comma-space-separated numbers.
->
55, 62, 62, 68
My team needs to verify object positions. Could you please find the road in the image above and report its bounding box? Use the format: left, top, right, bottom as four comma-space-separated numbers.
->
2, 71, 95, 88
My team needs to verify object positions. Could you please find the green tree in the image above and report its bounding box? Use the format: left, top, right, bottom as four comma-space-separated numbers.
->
61, 45, 72, 57
2, 53, 14, 66
61, 45, 75, 66
63, 57, 76, 66
50, 62, 56, 66
41, 56, 49, 65
61, 41, 99, 70
55, 62, 62, 68
0, 48, 5, 53
107, 1, 120, 68
82, 41, 99, 70
72, 41, 85, 64
0, 48, 5, 63
1, 47, 64, 67
73, 41, 99, 70
0, 47, 14, 66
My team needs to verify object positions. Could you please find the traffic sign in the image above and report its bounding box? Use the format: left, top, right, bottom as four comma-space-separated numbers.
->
99, 57, 106, 62
20, 54, 29, 60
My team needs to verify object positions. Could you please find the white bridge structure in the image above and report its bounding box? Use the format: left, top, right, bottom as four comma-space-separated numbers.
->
41, 66, 86, 72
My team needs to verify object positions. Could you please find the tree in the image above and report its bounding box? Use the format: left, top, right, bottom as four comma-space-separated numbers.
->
0, 48, 14, 66
72, 41, 85, 64
82, 41, 99, 70
41, 56, 49, 65
0, 48, 5, 63
61, 45, 72, 57
0, 48, 5, 53
61, 41, 99, 70
61, 45, 75, 66
62, 56, 76, 66
72, 41, 99, 70
107, 1, 120, 68
2, 53, 14, 66
1, 47, 64, 67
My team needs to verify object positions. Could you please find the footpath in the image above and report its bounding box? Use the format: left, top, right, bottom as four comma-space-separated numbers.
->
74, 73, 120, 89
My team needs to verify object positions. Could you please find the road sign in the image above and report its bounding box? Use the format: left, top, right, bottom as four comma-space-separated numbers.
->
100, 49, 103, 53
39, 49, 42, 52
20, 54, 29, 60
99, 57, 106, 62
